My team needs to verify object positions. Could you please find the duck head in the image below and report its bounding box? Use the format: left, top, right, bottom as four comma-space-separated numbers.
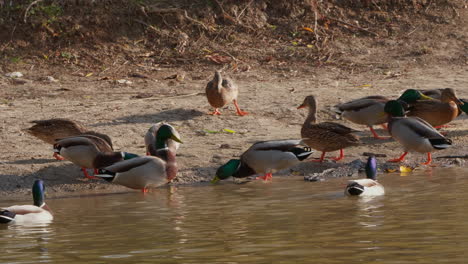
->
297, 95, 317, 111
365, 156, 377, 180
32, 180, 46, 207
384, 100, 405, 117
440, 88, 463, 105
398, 89, 433, 103
211, 159, 241, 183
155, 124, 183, 148
213, 71, 223, 90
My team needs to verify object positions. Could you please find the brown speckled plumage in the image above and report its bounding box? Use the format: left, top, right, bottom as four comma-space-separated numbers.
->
205, 71, 247, 116
298, 95, 360, 159
26, 118, 113, 148
408, 88, 463, 127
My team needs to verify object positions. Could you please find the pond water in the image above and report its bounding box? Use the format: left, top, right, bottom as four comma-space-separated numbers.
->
1, 167, 467, 263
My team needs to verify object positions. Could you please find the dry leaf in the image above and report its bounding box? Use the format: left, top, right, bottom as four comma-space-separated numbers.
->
399, 166, 414, 173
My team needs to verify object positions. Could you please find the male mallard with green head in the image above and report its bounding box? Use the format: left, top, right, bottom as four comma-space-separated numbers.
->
54, 134, 138, 179
0, 180, 53, 224
205, 71, 248, 116
334, 89, 433, 140
345, 156, 384, 197
298, 95, 360, 162
145, 122, 182, 157
384, 100, 452, 165
26, 118, 113, 160
211, 139, 313, 183
96, 138, 180, 193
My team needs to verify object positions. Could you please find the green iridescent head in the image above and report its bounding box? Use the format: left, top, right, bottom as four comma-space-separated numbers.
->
384, 100, 405, 117
211, 159, 241, 183
459, 99, 468, 114
155, 125, 182, 148
32, 180, 46, 207
398, 89, 433, 103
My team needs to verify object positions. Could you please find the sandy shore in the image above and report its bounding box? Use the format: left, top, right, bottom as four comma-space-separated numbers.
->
0, 62, 467, 201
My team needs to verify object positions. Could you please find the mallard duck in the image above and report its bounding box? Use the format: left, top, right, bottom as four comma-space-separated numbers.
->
421, 88, 468, 116
0, 180, 53, 224
205, 71, 248, 116
298, 95, 360, 162
420, 88, 443, 100
54, 135, 138, 179
144, 122, 182, 157
384, 100, 452, 165
407, 88, 463, 127
335, 96, 390, 139
96, 150, 178, 193
26, 118, 113, 160
345, 156, 384, 196
211, 139, 313, 183
334, 89, 433, 139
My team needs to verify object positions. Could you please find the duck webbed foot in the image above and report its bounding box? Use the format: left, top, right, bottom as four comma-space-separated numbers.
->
256, 173, 272, 181
369, 126, 391, 140
387, 152, 408, 163
233, 100, 248, 116
209, 109, 222, 115
81, 167, 97, 179
420, 153, 434, 166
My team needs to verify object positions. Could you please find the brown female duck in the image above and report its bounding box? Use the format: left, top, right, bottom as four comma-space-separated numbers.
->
205, 71, 248, 116
26, 118, 113, 160
408, 88, 463, 128
298, 95, 360, 162
53, 134, 137, 179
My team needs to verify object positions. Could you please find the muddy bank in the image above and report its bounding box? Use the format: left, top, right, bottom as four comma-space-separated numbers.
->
0, 1, 467, 201
1, 64, 467, 201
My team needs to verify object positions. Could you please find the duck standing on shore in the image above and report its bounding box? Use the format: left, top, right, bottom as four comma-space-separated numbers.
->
25, 118, 113, 160
384, 100, 452, 165
211, 139, 313, 183
54, 135, 138, 179
96, 137, 181, 193
407, 88, 464, 128
205, 71, 248, 116
334, 89, 434, 139
145, 122, 182, 157
298, 95, 360, 162
0, 180, 53, 224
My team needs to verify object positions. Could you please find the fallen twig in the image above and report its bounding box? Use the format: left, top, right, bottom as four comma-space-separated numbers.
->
236, 0, 254, 22
363, 152, 387, 157
325, 16, 379, 37
184, 10, 209, 31
435, 155, 468, 159
24, 0, 44, 23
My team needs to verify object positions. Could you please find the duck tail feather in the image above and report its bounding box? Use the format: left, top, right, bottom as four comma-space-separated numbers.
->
429, 138, 452, 149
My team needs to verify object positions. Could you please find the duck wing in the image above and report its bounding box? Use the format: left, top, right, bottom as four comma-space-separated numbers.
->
336, 96, 388, 112
317, 122, 359, 134
403, 117, 445, 138
248, 139, 303, 152
103, 156, 161, 173
57, 134, 113, 152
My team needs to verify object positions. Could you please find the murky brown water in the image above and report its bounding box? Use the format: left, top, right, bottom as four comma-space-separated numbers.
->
1, 167, 468, 263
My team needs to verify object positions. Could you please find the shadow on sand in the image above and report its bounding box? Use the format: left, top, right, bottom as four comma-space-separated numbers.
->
92, 108, 204, 127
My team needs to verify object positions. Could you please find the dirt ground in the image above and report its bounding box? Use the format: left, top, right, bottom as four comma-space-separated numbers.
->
0, 1, 467, 201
